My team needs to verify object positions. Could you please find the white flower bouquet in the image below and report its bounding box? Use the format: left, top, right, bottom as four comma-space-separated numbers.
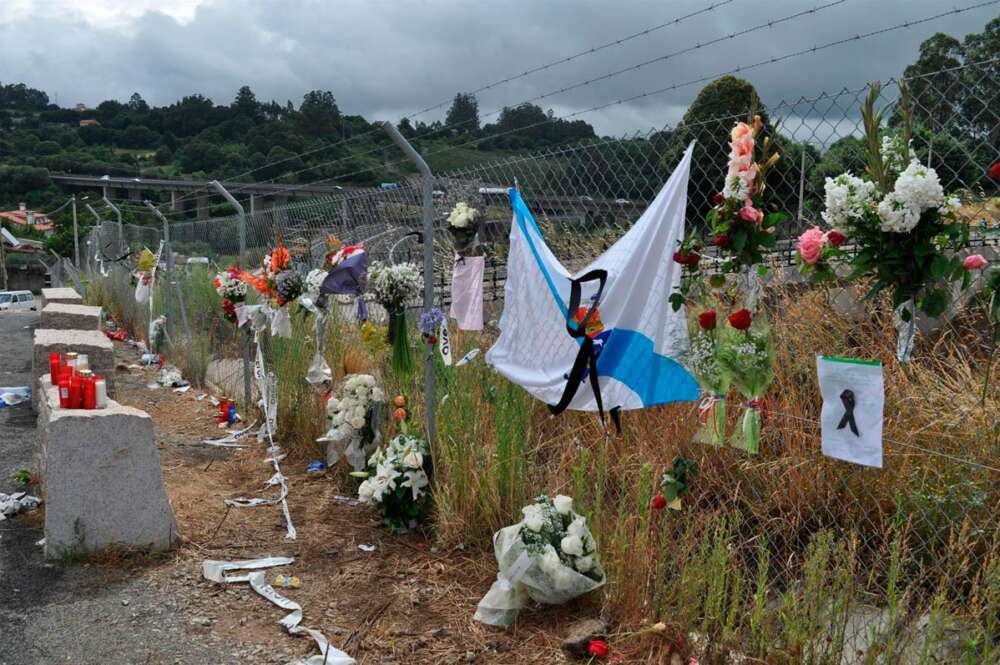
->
318, 374, 384, 471
368, 261, 423, 376
474, 495, 605, 627
356, 434, 432, 530
446, 201, 481, 255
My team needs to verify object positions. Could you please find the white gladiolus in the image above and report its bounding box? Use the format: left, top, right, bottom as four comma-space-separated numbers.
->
821, 173, 876, 229
553, 495, 574, 515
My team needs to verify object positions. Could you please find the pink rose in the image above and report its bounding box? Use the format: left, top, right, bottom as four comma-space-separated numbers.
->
797, 227, 826, 265
963, 254, 988, 270
738, 204, 763, 224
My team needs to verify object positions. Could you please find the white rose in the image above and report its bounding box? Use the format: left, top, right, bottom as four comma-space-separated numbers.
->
403, 450, 423, 469
540, 547, 561, 575
575, 555, 593, 573
567, 517, 588, 539
522, 505, 544, 533
560, 534, 584, 557
553, 495, 573, 515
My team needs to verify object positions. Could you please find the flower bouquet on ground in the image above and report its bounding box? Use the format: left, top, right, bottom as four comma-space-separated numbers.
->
716, 308, 773, 455
685, 308, 729, 447
356, 433, 432, 531
474, 495, 605, 627
369, 261, 423, 377
318, 374, 385, 471
800, 82, 970, 362
213, 267, 248, 324
447, 201, 481, 256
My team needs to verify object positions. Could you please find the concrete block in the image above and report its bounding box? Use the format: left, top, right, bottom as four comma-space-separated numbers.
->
40, 287, 82, 308
32, 329, 115, 410
39, 303, 102, 331
37, 376, 178, 557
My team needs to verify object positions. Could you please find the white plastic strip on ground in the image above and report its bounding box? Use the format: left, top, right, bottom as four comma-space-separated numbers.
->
224, 333, 297, 540
203, 557, 354, 665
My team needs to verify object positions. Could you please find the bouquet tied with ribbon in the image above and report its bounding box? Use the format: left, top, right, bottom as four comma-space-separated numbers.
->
685, 307, 729, 447
474, 495, 605, 627
716, 307, 774, 454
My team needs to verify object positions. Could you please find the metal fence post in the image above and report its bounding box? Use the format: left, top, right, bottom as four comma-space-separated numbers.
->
382, 121, 437, 451
210, 180, 252, 410
102, 195, 124, 256
145, 201, 194, 358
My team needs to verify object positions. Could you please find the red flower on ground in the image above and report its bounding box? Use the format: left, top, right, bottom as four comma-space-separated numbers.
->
651, 495, 668, 511
824, 229, 847, 247
990, 161, 1000, 181
394, 408, 407, 420
587, 640, 610, 659
712, 234, 731, 248
728, 308, 752, 330
713, 192, 725, 205
697, 310, 717, 331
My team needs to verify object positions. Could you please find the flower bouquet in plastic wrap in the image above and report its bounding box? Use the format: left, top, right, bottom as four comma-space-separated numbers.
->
686, 308, 729, 447
716, 308, 774, 454
474, 495, 605, 627
356, 433, 432, 531
213, 266, 248, 324
368, 261, 422, 377
318, 374, 385, 471
447, 201, 481, 256
236, 243, 304, 337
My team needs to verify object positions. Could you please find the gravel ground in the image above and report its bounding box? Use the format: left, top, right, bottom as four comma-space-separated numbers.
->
0, 311, 239, 665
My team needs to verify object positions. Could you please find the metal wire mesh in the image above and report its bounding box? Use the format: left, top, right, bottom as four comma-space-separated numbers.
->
80, 62, 1000, 655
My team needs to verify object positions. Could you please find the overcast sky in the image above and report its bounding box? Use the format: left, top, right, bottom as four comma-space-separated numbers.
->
1, 0, 995, 136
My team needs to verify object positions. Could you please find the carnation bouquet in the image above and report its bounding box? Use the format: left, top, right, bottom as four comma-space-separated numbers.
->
368, 261, 423, 376
685, 308, 729, 447
715, 308, 774, 454
318, 374, 385, 471
213, 266, 248, 324
798, 82, 971, 362
447, 201, 481, 256
356, 433, 432, 530
474, 494, 605, 627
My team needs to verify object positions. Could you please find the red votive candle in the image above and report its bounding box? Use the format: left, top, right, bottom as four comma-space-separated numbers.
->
80, 370, 97, 409
68, 372, 83, 409
58, 375, 71, 408
49, 352, 62, 380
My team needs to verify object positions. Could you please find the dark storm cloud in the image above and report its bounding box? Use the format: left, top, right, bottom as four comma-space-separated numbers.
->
1, 0, 995, 135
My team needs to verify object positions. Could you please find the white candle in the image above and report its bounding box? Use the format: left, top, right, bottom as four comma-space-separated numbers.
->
94, 376, 108, 408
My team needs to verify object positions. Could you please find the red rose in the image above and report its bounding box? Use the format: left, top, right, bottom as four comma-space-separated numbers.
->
728, 308, 752, 330
651, 494, 667, 510
697, 310, 717, 330
825, 230, 847, 247
990, 161, 1000, 181
712, 192, 725, 205
587, 640, 610, 659
673, 251, 701, 267
712, 234, 731, 248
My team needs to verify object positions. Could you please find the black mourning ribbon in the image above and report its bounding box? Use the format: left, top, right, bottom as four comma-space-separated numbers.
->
837, 389, 860, 437
548, 269, 620, 434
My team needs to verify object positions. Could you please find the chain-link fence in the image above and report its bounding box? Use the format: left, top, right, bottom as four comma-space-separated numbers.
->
79, 61, 1000, 658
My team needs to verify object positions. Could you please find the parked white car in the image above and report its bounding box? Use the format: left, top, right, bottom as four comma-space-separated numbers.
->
0, 291, 38, 312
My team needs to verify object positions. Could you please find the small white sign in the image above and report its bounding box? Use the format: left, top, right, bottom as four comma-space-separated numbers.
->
439, 320, 452, 366
816, 355, 884, 468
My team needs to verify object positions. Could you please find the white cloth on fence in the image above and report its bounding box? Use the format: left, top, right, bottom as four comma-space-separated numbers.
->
450, 255, 485, 331
486, 142, 700, 412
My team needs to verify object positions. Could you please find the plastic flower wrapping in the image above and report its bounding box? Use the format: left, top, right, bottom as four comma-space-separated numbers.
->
797, 82, 972, 362
356, 434, 432, 530
368, 261, 423, 376
474, 494, 605, 627
446, 201, 481, 255
684, 308, 729, 447
715, 309, 774, 455
319, 374, 385, 471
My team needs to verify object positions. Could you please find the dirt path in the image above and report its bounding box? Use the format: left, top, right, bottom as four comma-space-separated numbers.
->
2, 319, 586, 663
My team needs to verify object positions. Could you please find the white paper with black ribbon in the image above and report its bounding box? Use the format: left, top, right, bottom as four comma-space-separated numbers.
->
816, 355, 884, 468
